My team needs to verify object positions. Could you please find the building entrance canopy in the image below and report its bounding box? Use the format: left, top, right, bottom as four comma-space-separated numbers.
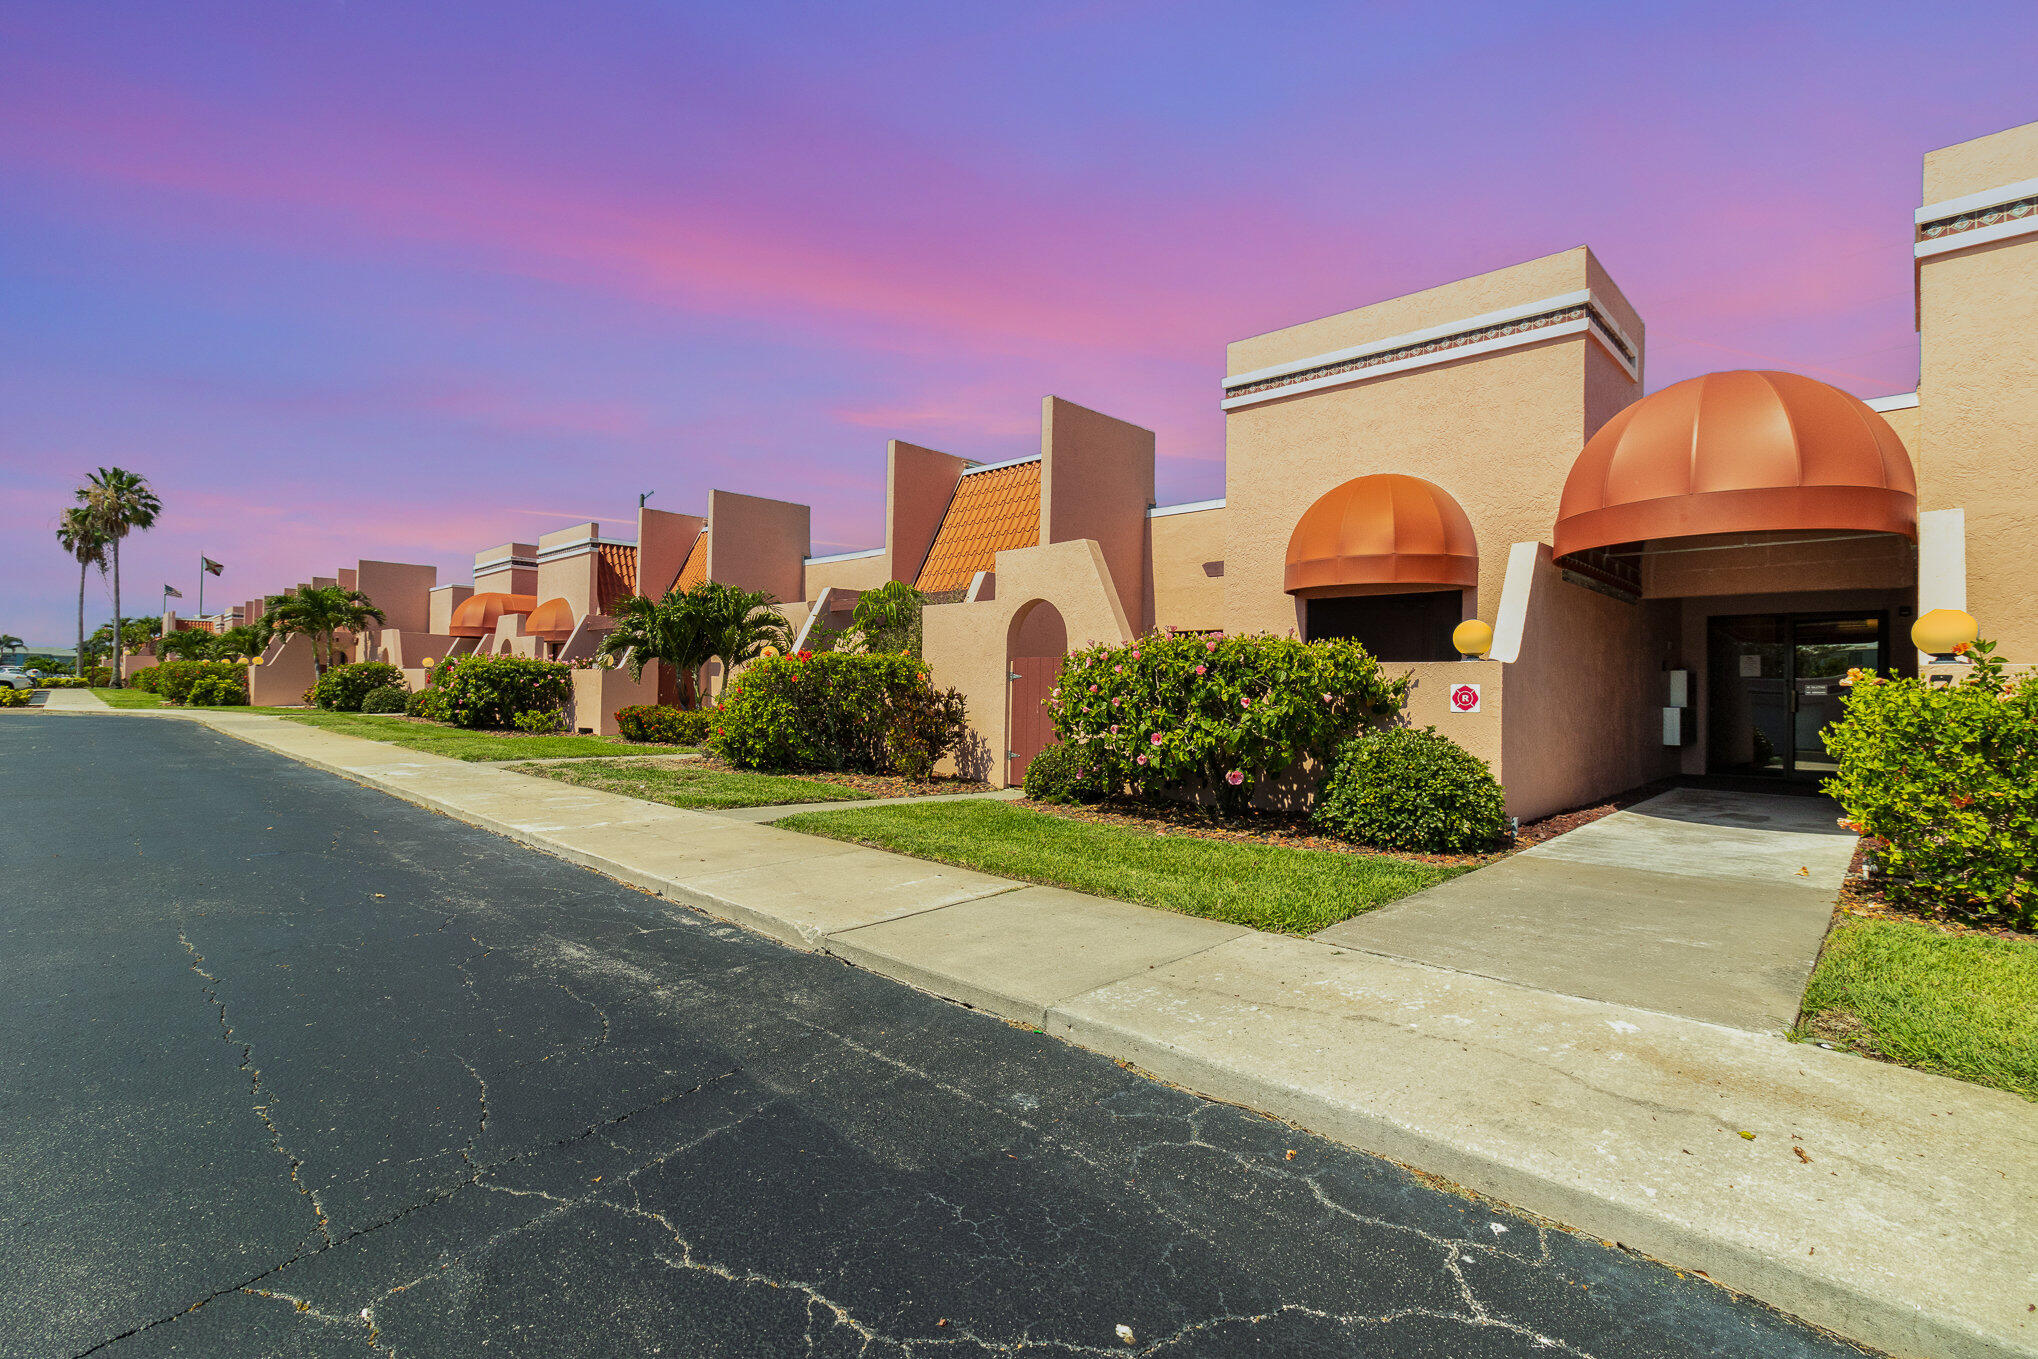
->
1283, 473, 1478, 598
1554, 371, 1918, 573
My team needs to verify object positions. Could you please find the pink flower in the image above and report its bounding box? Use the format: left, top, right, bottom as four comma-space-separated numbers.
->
1239, 696, 1251, 708
1205, 640, 1217, 652
1321, 693, 1332, 703
1114, 665, 1124, 673
1194, 664, 1206, 675
1149, 731, 1164, 745
1088, 685, 1098, 693
1135, 754, 1148, 766
1225, 770, 1244, 786
1131, 649, 1141, 659
1112, 696, 1122, 706
1109, 724, 1119, 734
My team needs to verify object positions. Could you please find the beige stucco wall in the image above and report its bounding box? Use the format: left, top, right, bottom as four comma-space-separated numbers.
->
634, 508, 705, 599
886, 439, 969, 584
472, 543, 537, 597
354, 560, 437, 635
921, 538, 1135, 786
536, 524, 601, 619
249, 633, 317, 706
705, 489, 810, 605
802, 552, 890, 598
1918, 121, 2038, 664
1148, 507, 1228, 631
1639, 532, 1915, 599
428, 584, 472, 634
1040, 396, 1155, 632
570, 665, 659, 736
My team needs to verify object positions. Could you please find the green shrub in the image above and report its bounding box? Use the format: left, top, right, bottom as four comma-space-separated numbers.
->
0, 687, 31, 708
716, 651, 968, 774
433, 655, 573, 730
1051, 630, 1409, 812
84, 665, 112, 686
129, 666, 161, 693
512, 706, 565, 733
1022, 741, 1110, 805
1824, 640, 2036, 928
35, 676, 89, 689
615, 704, 714, 745
153, 659, 245, 705
405, 686, 440, 719
311, 662, 407, 713
360, 686, 409, 714
187, 672, 249, 706
1314, 725, 1507, 853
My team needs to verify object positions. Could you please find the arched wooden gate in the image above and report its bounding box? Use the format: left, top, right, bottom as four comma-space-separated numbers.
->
1005, 600, 1068, 785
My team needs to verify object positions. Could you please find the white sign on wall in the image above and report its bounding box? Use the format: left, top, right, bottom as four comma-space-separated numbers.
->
1449, 682, 1482, 714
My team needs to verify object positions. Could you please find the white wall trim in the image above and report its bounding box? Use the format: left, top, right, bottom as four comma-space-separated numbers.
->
471, 554, 538, 576
1147, 498, 1225, 518
964, 570, 995, 604
791, 587, 835, 652
535, 537, 635, 563
803, 547, 883, 564
1488, 541, 1542, 665
1915, 508, 1968, 666
1222, 315, 1636, 412
958, 453, 1042, 477
1914, 174, 2038, 225
1914, 215, 2038, 260
1225, 289, 1639, 393
1865, 392, 1919, 412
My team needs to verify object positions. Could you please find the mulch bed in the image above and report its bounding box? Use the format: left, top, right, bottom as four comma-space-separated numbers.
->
1013, 778, 1679, 868
1831, 840, 2035, 942
686, 755, 993, 801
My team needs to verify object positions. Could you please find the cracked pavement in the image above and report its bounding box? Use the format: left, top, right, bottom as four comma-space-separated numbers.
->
0, 718, 1878, 1358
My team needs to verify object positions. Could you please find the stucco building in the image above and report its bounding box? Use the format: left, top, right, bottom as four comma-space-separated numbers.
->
787, 119, 2036, 812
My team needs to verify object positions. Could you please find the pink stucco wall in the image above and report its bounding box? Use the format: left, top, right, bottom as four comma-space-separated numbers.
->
1040, 396, 1155, 632
704, 489, 809, 604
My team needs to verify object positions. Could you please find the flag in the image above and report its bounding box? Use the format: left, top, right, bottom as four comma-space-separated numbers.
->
202, 557, 224, 576
163, 584, 184, 599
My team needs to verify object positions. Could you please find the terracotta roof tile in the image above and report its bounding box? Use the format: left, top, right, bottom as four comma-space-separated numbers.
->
596, 543, 638, 614
913, 460, 1041, 594
673, 530, 709, 593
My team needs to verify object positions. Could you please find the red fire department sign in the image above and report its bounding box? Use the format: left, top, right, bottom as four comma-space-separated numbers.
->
1449, 683, 1482, 713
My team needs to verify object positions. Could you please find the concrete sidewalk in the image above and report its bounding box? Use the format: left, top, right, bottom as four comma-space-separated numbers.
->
52, 707, 2038, 1359
35, 687, 110, 709
1318, 788, 1855, 1032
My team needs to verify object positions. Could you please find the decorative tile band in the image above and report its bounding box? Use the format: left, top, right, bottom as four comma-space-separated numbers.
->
1919, 195, 2038, 240
1224, 303, 1633, 402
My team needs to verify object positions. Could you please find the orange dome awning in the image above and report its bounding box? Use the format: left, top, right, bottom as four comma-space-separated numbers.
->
447, 592, 538, 638
1554, 370, 1917, 560
1284, 473, 1479, 598
526, 597, 578, 640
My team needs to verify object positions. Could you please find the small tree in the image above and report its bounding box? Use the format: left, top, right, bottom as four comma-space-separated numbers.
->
846, 581, 925, 656
694, 582, 793, 700
77, 467, 161, 688
596, 581, 793, 705
211, 625, 265, 661
260, 586, 387, 674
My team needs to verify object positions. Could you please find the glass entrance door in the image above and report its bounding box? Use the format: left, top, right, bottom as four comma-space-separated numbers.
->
1706, 613, 1883, 779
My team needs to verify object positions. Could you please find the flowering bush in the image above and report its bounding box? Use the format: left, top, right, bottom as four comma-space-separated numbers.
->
152, 659, 247, 705
1824, 638, 2037, 928
186, 672, 250, 707
0, 686, 30, 708
715, 651, 967, 774
1022, 741, 1110, 805
429, 655, 573, 730
1049, 631, 1408, 810
511, 706, 566, 733
1314, 726, 1505, 852
310, 661, 406, 712
615, 704, 715, 745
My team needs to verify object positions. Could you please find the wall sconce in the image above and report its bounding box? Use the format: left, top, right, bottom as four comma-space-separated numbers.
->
1910, 608, 1978, 662
1452, 619, 1494, 659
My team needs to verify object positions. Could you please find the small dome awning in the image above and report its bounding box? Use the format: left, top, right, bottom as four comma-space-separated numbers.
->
527, 597, 578, 640
447, 592, 538, 637
1284, 474, 1478, 598
1554, 370, 1917, 560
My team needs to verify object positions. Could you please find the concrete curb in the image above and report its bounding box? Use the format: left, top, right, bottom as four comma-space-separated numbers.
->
107, 710, 2038, 1359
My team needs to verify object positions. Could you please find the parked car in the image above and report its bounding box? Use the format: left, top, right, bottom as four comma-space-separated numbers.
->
0, 667, 33, 691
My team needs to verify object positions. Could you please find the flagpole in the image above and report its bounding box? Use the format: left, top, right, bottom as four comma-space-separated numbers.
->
197, 554, 204, 621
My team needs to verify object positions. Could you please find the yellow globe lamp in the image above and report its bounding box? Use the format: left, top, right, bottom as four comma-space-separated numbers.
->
1452, 619, 1494, 659
1910, 609, 1978, 661
759, 645, 781, 659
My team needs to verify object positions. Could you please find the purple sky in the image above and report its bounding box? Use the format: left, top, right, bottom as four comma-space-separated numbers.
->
4, 2, 2034, 646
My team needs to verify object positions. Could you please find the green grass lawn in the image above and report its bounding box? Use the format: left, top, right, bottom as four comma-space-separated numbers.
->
512, 758, 873, 810
1798, 916, 2037, 1101
774, 800, 1460, 935
275, 711, 687, 762
88, 686, 166, 708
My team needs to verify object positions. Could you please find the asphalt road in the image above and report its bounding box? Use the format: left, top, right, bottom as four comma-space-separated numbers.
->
0, 716, 1875, 1359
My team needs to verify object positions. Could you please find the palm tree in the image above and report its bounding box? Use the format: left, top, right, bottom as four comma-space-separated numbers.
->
55, 507, 108, 678
0, 633, 22, 664
848, 580, 926, 655
259, 586, 386, 674
77, 468, 161, 687
692, 582, 793, 701
596, 590, 718, 708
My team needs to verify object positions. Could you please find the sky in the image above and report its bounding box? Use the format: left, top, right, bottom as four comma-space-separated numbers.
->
3, 1, 2034, 647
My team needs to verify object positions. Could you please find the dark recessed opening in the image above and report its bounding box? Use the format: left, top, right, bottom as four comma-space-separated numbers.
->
1304, 591, 1462, 662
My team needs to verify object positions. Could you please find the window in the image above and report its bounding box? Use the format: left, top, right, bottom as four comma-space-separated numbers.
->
1305, 591, 1462, 661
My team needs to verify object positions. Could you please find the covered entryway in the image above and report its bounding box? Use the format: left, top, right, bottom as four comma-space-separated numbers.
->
1005, 600, 1067, 785
1705, 612, 1887, 778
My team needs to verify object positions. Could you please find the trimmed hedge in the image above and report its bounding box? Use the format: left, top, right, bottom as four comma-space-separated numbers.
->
311, 662, 407, 712
428, 655, 573, 730
187, 673, 249, 706
152, 660, 248, 705
1022, 742, 1109, 805
715, 651, 967, 776
1050, 630, 1408, 811
616, 704, 714, 745
35, 677, 89, 689
1824, 643, 2036, 928
360, 686, 409, 713
1313, 725, 1506, 853
0, 686, 31, 708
